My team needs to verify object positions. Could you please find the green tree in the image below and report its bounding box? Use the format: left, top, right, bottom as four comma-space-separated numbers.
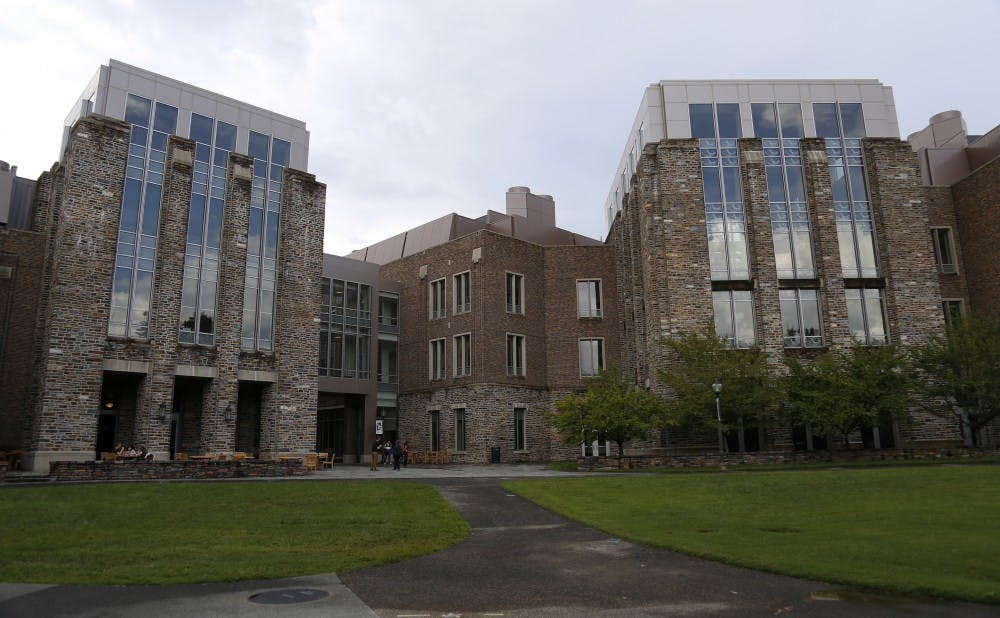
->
657, 328, 780, 441
911, 314, 1000, 446
550, 368, 664, 466
784, 345, 913, 448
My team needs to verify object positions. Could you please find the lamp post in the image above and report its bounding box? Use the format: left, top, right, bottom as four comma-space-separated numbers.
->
712, 378, 724, 467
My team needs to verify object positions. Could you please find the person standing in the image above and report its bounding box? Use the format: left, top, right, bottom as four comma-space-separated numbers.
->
370, 437, 382, 471
392, 441, 403, 470
402, 441, 409, 467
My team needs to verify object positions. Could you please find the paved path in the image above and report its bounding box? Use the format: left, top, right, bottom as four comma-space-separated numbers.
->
1, 465, 995, 616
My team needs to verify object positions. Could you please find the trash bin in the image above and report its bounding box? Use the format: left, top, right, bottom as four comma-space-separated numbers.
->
490, 447, 501, 464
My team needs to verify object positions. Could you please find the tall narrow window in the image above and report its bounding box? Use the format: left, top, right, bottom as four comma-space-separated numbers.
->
713, 290, 756, 348
845, 287, 888, 345
507, 333, 525, 376
430, 411, 440, 452
110, 95, 177, 339
513, 407, 526, 450
942, 299, 964, 327
429, 338, 446, 380
692, 103, 749, 281
506, 272, 524, 314
179, 115, 235, 345
378, 293, 399, 327
430, 278, 446, 319
242, 133, 291, 351
454, 333, 471, 377
454, 271, 471, 314
814, 103, 877, 279
779, 289, 823, 348
752, 103, 814, 279
931, 228, 957, 274
455, 408, 467, 451
577, 279, 603, 318
579, 338, 605, 377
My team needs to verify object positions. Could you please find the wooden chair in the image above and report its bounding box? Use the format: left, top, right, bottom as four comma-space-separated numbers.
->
304, 453, 318, 471
436, 450, 450, 465
322, 453, 335, 469
174, 452, 189, 461
100, 451, 117, 462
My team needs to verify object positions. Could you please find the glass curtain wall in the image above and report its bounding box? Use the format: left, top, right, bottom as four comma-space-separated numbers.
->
242, 133, 292, 351
814, 103, 878, 279
109, 94, 178, 338
178, 115, 235, 345
319, 277, 372, 378
751, 103, 814, 279
691, 103, 749, 281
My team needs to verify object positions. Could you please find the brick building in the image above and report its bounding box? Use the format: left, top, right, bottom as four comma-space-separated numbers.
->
607, 80, 967, 452
0, 61, 326, 472
349, 187, 620, 462
908, 110, 1000, 446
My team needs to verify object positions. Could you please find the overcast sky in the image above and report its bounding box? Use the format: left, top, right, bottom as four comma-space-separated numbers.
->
1, 0, 997, 255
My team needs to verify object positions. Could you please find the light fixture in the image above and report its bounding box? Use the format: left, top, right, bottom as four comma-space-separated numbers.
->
156, 402, 167, 422
225, 403, 236, 422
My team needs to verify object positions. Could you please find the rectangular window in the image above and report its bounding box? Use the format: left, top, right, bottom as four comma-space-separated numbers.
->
506, 272, 524, 314
693, 103, 750, 281
931, 228, 957, 274
752, 102, 814, 280
713, 290, 756, 348
507, 333, 525, 376
319, 277, 371, 379
942, 299, 964, 327
455, 408, 467, 451
378, 293, 398, 327
514, 407, 526, 451
454, 333, 471, 377
577, 279, 603, 318
429, 338, 446, 380
430, 278, 446, 319
454, 271, 471, 314
430, 411, 440, 452
815, 102, 878, 279
579, 338, 605, 377
845, 288, 888, 345
779, 289, 823, 348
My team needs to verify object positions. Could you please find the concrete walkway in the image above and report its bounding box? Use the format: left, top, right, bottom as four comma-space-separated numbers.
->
0, 465, 995, 616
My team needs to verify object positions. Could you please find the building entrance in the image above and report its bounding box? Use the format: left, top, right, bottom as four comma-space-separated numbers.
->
317, 394, 365, 463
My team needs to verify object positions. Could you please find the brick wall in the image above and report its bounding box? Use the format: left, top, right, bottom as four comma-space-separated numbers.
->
379, 227, 620, 462
0, 227, 46, 448
27, 116, 130, 465
614, 136, 962, 453
951, 156, 1000, 317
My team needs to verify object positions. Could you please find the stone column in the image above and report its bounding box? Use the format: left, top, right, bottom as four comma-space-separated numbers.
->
26, 117, 130, 472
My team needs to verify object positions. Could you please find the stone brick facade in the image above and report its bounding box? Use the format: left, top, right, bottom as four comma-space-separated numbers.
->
380, 228, 619, 463
0, 226, 46, 449
16, 115, 326, 472
611, 135, 961, 453
950, 156, 1000, 318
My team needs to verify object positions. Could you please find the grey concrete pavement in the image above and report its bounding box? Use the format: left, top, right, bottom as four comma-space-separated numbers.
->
1, 464, 995, 617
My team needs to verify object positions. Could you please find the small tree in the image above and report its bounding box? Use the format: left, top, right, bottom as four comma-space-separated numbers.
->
912, 314, 1000, 446
657, 328, 779, 439
784, 344, 913, 448
550, 368, 663, 466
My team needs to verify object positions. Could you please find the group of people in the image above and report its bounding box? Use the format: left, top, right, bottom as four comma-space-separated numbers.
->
370, 437, 409, 471
114, 443, 153, 461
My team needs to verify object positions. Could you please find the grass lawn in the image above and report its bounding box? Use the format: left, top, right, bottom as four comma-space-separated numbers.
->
0, 481, 468, 585
506, 465, 1000, 604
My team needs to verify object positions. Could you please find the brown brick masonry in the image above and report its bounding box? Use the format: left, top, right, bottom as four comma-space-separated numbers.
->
46, 460, 305, 481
